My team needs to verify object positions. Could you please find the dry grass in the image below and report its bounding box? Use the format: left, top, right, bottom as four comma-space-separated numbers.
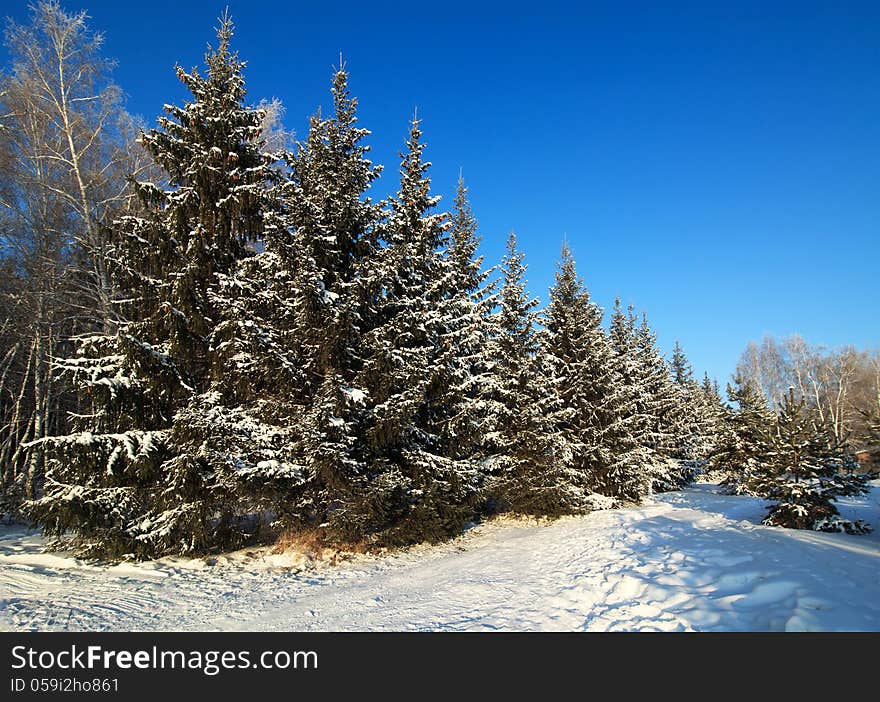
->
271, 527, 374, 568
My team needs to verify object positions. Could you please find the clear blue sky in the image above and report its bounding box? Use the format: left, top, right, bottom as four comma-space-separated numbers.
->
4, 0, 878, 385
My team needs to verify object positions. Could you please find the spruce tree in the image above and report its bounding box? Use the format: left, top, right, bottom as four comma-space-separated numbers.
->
432, 175, 496, 470
28, 14, 290, 558
668, 342, 715, 484
670, 340, 693, 386
694, 371, 727, 474
540, 243, 628, 510
486, 234, 584, 515
604, 299, 653, 501
280, 64, 384, 533
710, 371, 774, 495
701, 372, 723, 406
755, 388, 871, 533
541, 243, 594, 495
343, 118, 480, 544
633, 315, 691, 492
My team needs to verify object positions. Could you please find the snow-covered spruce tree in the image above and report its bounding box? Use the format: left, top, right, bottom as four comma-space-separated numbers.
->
540, 243, 627, 510
710, 371, 774, 495
633, 314, 693, 492
28, 15, 295, 558
670, 340, 693, 386
484, 233, 582, 516
338, 118, 481, 545
276, 65, 384, 532
700, 373, 726, 430
754, 388, 871, 533
695, 371, 728, 475
668, 341, 714, 482
706, 373, 723, 403
201, 145, 309, 534
432, 175, 497, 471
604, 299, 654, 501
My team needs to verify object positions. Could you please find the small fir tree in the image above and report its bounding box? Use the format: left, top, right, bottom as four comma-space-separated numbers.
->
753, 388, 871, 533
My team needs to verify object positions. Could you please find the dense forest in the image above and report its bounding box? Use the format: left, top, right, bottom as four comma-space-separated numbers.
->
1, 3, 876, 560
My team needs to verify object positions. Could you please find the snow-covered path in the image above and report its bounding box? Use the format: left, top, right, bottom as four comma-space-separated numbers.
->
2, 483, 879, 632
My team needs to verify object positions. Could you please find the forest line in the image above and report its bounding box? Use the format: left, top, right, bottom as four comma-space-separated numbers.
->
1, 3, 876, 560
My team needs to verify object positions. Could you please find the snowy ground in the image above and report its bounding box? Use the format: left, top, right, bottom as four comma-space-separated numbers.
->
2, 482, 878, 632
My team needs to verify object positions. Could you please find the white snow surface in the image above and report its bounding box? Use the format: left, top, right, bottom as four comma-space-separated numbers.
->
2, 482, 878, 632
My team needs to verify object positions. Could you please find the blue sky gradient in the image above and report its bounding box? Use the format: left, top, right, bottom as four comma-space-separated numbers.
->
3, 0, 877, 384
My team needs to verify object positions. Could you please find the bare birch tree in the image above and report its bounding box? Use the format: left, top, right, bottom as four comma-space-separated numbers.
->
736, 334, 880, 451
0, 1, 143, 510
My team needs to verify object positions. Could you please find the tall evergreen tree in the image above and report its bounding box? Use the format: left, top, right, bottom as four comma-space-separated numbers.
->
633, 314, 691, 492
486, 234, 585, 515
340, 118, 480, 544
280, 64, 385, 533
710, 371, 774, 495
540, 243, 633, 510
701, 372, 722, 405
668, 342, 716, 483
694, 371, 727, 472
28, 14, 293, 558
285, 63, 383, 397
605, 299, 654, 501
670, 341, 693, 386
432, 175, 496, 468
